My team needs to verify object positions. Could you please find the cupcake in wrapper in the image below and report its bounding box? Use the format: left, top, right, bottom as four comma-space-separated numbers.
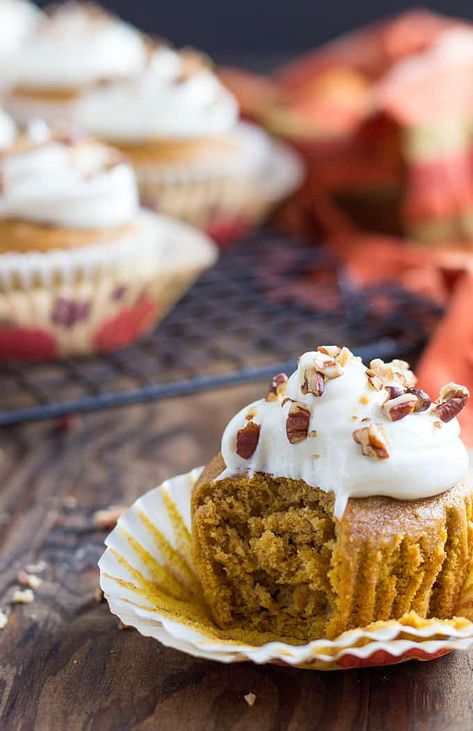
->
0, 114, 217, 360
100, 346, 473, 669
77, 45, 303, 244
1, 2, 147, 127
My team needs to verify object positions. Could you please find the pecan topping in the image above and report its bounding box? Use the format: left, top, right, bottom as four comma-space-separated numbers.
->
301, 366, 325, 397
434, 382, 469, 423
382, 393, 418, 421
317, 345, 353, 366
353, 422, 390, 459
236, 421, 260, 459
384, 385, 405, 401
406, 387, 431, 412
368, 358, 416, 388
286, 402, 311, 444
366, 370, 383, 391
265, 373, 288, 401
313, 352, 343, 380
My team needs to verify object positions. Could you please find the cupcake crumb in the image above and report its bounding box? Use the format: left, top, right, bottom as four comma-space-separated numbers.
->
93, 505, 126, 530
12, 588, 34, 605
25, 561, 46, 574
0, 610, 8, 629
63, 495, 78, 509
359, 395, 369, 405
244, 693, 256, 707
17, 570, 42, 590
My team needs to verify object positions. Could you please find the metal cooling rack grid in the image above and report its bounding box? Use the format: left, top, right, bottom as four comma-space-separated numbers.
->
0, 229, 442, 425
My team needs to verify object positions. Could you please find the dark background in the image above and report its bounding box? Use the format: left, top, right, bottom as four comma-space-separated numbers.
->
39, 0, 473, 65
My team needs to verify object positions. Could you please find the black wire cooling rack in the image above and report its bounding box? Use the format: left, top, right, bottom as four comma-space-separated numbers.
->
0, 229, 442, 426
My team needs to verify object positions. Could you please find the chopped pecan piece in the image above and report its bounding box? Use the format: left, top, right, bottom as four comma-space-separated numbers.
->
317, 345, 352, 366
301, 366, 325, 397
434, 382, 469, 423
353, 422, 390, 459
406, 387, 431, 412
366, 370, 383, 391
369, 358, 416, 388
236, 421, 260, 459
384, 385, 405, 401
382, 393, 418, 421
313, 352, 343, 380
265, 373, 288, 401
286, 402, 311, 444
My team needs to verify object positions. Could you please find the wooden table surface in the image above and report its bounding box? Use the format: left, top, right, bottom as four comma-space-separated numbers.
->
1, 382, 473, 731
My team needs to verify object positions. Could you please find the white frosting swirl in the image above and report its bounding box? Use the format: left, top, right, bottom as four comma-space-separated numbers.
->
77, 46, 239, 141
0, 0, 40, 57
0, 124, 139, 228
0, 110, 17, 150
221, 349, 469, 518
2, 2, 147, 90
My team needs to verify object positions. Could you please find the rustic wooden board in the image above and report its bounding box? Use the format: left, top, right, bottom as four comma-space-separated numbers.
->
1, 383, 473, 731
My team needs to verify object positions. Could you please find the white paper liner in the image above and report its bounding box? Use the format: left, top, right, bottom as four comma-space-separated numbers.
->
134, 123, 304, 234
99, 468, 473, 670
0, 213, 217, 357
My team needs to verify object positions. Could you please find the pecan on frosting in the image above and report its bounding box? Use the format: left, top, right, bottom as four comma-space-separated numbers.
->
236, 422, 260, 459
434, 383, 470, 423
353, 421, 390, 459
285, 401, 311, 444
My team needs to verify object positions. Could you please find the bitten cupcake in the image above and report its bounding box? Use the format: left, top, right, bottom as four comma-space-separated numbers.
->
0, 115, 217, 359
192, 346, 472, 641
2, 1, 147, 126
77, 45, 303, 244
0, 0, 40, 58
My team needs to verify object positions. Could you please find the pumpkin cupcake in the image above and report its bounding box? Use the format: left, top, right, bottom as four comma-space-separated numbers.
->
77, 45, 303, 244
2, 1, 147, 126
0, 114, 217, 359
192, 346, 473, 641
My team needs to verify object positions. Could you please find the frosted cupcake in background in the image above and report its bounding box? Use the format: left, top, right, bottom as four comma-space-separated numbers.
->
77, 45, 303, 244
0, 113, 217, 360
2, 2, 147, 127
0, 0, 40, 58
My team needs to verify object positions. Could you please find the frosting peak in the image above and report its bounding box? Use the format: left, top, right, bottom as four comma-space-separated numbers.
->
0, 122, 139, 228
0, 0, 40, 58
77, 46, 239, 142
221, 347, 470, 517
2, 2, 147, 90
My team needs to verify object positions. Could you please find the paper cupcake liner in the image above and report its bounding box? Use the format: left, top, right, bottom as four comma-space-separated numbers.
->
0, 213, 217, 360
134, 123, 304, 245
99, 468, 473, 670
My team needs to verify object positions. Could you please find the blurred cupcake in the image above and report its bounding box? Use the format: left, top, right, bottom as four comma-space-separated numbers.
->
77, 46, 303, 244
0, 114, 217, 360
0, 0, 40, 58
2, 1, 147, 126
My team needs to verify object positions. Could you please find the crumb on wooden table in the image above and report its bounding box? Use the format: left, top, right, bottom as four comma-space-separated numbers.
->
93, 505, 126, 531
17, 570, 42, 590
244, 693, 256, 707
25, 561, 47, 575
0, 610, 8, 629
12, 589, 34, 605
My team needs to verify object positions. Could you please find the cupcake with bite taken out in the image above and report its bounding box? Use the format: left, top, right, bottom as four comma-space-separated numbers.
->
77, 45, 303, 244
192, 346, 473, 641
2, 1, 147, 127
0, 112, 217, 360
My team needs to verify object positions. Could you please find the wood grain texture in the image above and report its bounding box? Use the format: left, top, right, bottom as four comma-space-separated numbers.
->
1, 383, 473, 731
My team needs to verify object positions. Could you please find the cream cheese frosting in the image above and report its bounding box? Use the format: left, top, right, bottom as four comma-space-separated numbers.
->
221, 347, 470, 518
77, 46, 239, 142
0, 122, 139, 228
0, 111, 17, 150
2, 2, 147, 91
0, 0, 40, 58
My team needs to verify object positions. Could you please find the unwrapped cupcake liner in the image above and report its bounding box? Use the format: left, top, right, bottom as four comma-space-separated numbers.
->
0, 213, 217, 360
135, 123, 304, 245
99, 468, 473, 670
